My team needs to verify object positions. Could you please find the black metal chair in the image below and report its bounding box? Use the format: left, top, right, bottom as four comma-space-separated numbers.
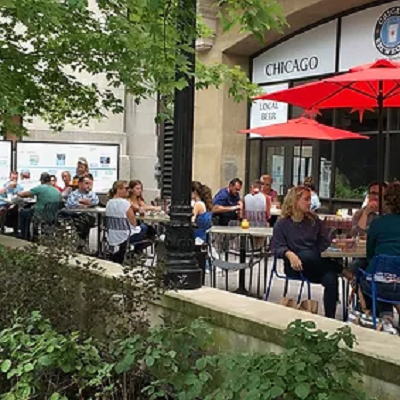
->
101, 216, 131, 264
207, 232, 255, 292
30, 201, 64, 241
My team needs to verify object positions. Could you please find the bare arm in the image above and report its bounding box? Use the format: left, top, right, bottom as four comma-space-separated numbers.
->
212, 204, 239, 214
126, 207, 138, 227
17, 190, 32, 198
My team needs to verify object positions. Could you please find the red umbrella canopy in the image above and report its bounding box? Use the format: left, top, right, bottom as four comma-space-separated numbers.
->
239, 118, 370, 141
254, 59, 400, 109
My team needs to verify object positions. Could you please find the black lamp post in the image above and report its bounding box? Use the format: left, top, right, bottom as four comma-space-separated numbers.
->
164, 0, 202, 289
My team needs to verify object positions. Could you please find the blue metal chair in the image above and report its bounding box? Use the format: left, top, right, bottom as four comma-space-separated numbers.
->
359, 255, 400, 330
265, 254, 312, 304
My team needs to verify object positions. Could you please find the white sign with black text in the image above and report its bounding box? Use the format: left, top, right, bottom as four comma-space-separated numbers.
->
249, 83, 288, 139
252, 20, 337, 84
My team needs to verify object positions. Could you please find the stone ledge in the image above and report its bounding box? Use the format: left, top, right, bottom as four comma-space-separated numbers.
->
161, 288, 400, 387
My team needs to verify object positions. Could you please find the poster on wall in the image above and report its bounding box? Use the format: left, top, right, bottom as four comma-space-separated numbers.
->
0, 141, 12, 186
249, 83, 289, 138
16, 142, 119, 193
340, 1, 400, 71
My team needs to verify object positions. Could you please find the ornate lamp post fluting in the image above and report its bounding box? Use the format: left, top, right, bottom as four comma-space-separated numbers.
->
164, 0, 202, 289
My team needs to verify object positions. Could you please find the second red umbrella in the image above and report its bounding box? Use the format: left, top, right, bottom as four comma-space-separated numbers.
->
239, 117, 369, 185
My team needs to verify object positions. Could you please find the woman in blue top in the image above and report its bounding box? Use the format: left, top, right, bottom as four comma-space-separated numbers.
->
361, 182, 400, 334
192, 181, 212, 243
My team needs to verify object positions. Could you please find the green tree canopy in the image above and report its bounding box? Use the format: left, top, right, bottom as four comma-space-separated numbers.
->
0, 0, 286, 135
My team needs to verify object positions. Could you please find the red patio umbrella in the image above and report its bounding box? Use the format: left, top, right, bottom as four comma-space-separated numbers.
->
254, 59, 400, 212
239, 117, 369, 184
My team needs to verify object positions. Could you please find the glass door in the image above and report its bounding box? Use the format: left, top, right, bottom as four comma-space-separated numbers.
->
292, 145, 313, 186
260, 145, 285, 195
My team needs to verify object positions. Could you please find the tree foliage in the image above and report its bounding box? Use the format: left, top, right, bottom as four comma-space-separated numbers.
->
0, 0, 286, 134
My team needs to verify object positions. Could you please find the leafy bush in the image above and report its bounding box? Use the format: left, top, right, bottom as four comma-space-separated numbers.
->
0, 234, 164, 339
0, 236, 373, 399
0, 312, 113, 400
0, 312, 372, 400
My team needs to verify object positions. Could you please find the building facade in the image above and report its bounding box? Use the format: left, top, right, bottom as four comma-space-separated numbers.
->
194, 0, 400, 203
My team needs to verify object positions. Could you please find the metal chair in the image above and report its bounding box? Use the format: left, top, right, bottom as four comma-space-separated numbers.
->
265, 254, 312, 305
207, 232, 255, 292
101, 216, 155, 265
31, 201, 64, 240
358, 255, 400, 330
101, 216, 131, 263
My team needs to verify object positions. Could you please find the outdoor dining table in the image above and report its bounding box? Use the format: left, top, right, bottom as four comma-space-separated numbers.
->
140, 214, 170, 224
321, 246, 366, 321
207, 226, 274, 295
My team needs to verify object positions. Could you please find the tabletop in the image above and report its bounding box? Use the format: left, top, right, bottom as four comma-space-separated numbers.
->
64, 207, 106, 214
3, 197, 36, 205
139, 214, 170, 224
321, 248, 366, 258
208, 226, 274, 237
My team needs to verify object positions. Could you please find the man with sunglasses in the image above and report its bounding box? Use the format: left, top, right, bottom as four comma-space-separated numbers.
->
349, 181, 388, 277
352, 181, 388, 238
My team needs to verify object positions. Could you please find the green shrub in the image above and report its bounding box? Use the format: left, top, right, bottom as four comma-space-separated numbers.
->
0, 313, 373, 400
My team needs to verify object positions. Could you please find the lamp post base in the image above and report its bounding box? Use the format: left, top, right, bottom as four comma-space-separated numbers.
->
164, 205, 202, 290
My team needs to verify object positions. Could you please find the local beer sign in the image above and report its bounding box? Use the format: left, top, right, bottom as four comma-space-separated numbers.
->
249, 83, 288, 138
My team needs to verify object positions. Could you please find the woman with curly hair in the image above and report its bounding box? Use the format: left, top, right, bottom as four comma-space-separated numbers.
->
361, 182, 400, 333
273, 186, 343, 318
192, 181, 213, 242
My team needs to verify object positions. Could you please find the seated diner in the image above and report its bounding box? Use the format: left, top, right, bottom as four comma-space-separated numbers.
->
212, 178, 243, 226
191, 181, 212, 243
128, 180, 161, 213
0, 171, 23, 235
106, 180, 148, 256
360, 182, 400, 335
273, 186, 343, 319
17, 172, 62, 240
65, 176, 99, 247
349, 181, 387, 275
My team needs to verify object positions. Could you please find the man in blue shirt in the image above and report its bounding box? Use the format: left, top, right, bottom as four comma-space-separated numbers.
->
66, 176, 99, 209
65, 175, 99, 248
0, 171, 24, 234
212, 178, 243, 226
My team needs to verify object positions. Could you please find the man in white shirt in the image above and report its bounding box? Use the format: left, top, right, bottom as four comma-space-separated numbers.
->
243, 180, 270, 226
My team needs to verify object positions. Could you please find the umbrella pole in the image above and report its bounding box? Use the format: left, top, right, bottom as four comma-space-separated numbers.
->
378, 81, 384, 216
297, 139, 303, 186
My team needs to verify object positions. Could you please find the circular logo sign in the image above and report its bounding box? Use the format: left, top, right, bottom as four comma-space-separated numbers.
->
375, 7, 400, 56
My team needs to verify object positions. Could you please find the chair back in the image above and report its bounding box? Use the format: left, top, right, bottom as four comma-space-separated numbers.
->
104, 215, 131, 232
34, 202, 64, 225
243, 211, 268, 227
101, 216, 132, 262
371, 255, 400, 282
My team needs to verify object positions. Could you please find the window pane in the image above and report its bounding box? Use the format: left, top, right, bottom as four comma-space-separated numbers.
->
319, 142, 332, 198
293, 145, 312, 186
338, 109, 388, 133
335, 135, 378, 199
389, 134, 400, 181
261, 144, 285, 194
